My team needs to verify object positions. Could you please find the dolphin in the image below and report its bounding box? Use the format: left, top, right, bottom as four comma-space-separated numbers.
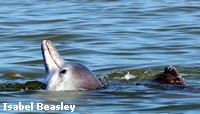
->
154, 66, 188, 87
41, 40, 103, 91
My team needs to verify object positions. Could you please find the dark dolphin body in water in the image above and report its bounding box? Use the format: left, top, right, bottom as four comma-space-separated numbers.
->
41, 40, 103, 91
153, 66, 188, 87
133, 66, 193, 91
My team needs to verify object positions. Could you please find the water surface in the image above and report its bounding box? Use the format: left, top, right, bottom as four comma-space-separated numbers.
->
0, 0, 200, 113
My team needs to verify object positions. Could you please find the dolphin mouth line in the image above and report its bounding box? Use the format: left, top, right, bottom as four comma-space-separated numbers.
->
41, 40, 64, 72
45, 41, 60, 69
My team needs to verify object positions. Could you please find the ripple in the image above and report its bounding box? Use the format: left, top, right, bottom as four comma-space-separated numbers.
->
1, 0, 200, 113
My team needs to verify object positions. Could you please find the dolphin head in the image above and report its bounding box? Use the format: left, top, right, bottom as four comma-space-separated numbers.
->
41, 40, 103, 91
154, 66, 188, 87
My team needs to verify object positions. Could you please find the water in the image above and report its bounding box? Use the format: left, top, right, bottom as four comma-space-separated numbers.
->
0, 0, 200, 113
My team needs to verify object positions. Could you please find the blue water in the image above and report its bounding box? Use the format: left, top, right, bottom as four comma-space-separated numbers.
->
0, 0, 200, 113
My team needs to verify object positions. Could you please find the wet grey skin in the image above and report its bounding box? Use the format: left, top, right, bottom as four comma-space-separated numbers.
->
41, 40, 103, 91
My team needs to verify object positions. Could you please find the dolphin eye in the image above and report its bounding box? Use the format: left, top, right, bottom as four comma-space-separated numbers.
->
60, 69, 67, 74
